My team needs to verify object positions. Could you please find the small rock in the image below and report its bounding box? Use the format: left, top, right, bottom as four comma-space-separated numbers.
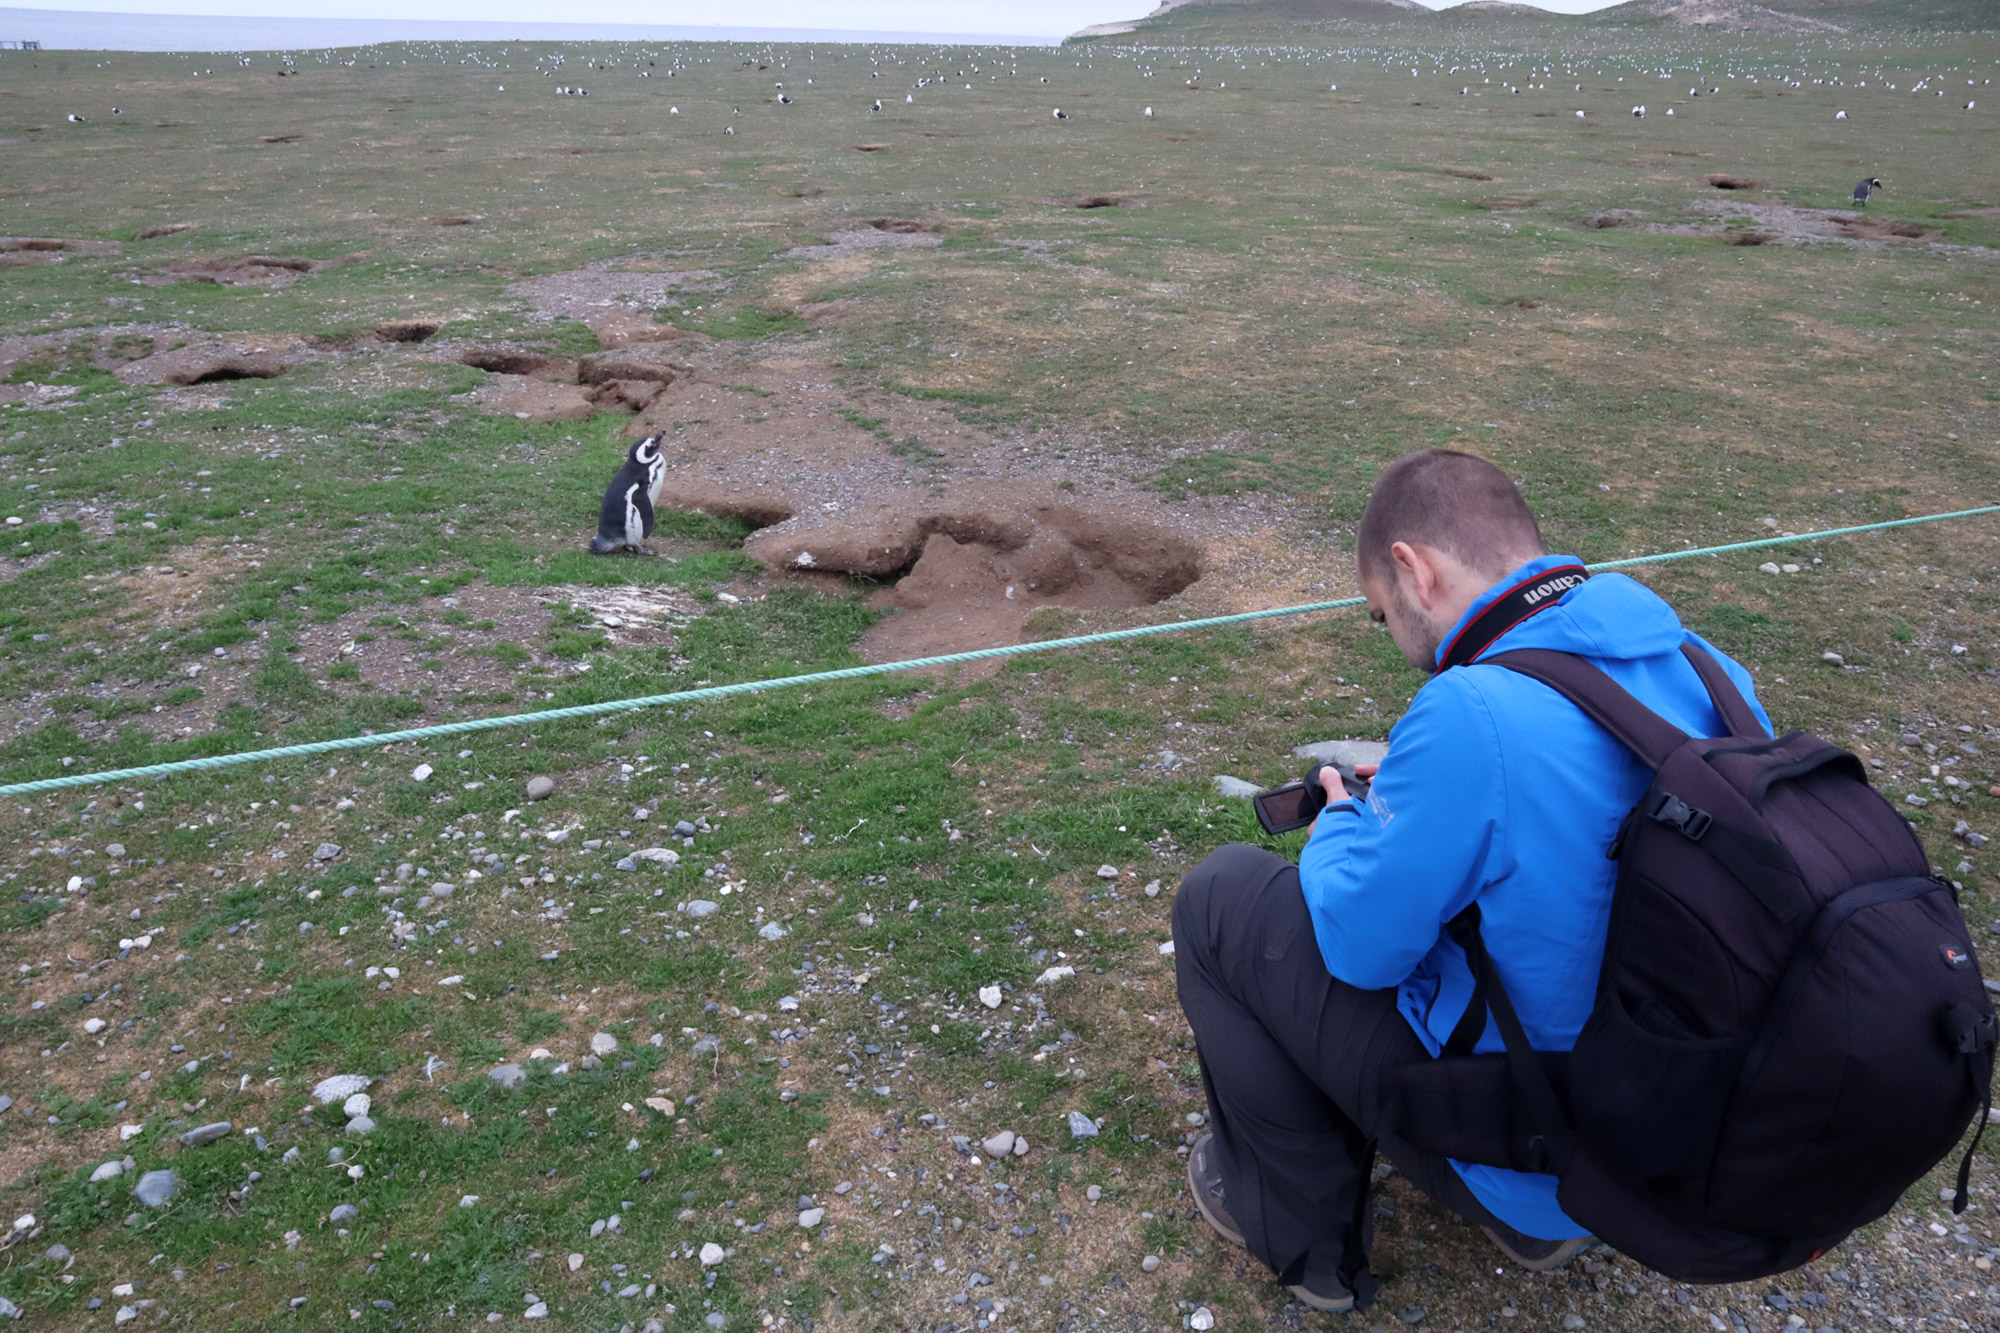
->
1780, 563, 1800, 575
1144, 879, 1162, 897
674, 820, 697, 837
798, 1208, 824, 1228
1561, 1317, 1587, 1331
1035, 965, 1076, 986
982, 1131, 1016, 1158
978, 985, 1003, 1010
1067, 1111, 1100, 1139
410, 763, 433, 782
526, 776, 556, 801
312, 843, 342, 863
704, 1315, 726, 1330
1907, 794, 1930, 807
1293, 739, 1390, 768
1212, 775, 1260, 799
699, 1242, 726, 1267
1821, 652, 1845, 667
633, 847, 680, 866
1141, 1254, 1160, 1272
1759, 562, 1783, 576
524, 1302, 548, 1319
44, 1242, 71, 1263
106, 842, 126, 859
1013, 1136, 1030, 1156
683, 900, 719, 918
1086, 1184, 1102, 1202
1398, 1307, 1427, 1325
1096, 865, 1119, 880
345, 1115, 377, 1136
1190, 1307, 1216, 1331
461, 1195, 481, 1208
91, 1159, 127, 1182
590, 1032, 618, 1057
328, 1203, 359, 1223
84, 1017, 107, 1035
178, 1120, 232, 1148
488, 1063, 527, 1092
758, 921, 787, 941
342, 1092, 372, 1119
568, 1253, 584, 1272
311, 1075, 372, 1105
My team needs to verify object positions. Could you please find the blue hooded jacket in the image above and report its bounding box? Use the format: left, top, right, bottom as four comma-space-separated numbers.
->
1299, 554, 1771, 1240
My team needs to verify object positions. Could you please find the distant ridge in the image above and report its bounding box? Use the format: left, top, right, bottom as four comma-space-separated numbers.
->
1588, 0, 1846, 30
1436, 0, 1559, 16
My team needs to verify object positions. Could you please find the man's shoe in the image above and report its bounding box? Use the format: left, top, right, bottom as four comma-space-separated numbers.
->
1479, 1223, 1595, 1272
1285, 1276, 1356, 1313
1186, 1134, 1245, 1249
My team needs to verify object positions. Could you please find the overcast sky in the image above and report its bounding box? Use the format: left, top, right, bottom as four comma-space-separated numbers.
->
19, 0, 1629, 43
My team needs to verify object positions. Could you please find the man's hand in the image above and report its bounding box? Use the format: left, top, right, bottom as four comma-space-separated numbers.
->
1307, 763, 1379, 836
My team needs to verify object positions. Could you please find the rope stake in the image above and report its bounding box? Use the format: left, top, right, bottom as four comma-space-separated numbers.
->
2, 503, 1993, 799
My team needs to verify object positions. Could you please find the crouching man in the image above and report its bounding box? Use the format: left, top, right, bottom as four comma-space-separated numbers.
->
1172, 450, 1770, 1310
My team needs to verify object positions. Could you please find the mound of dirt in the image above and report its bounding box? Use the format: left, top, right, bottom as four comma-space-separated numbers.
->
576, 344, 689, 387
866, 218, 932, 234
1726, 230, 1778, 245
1443, 168, 1497, 181
456, 347, 575, 379
583, 313, 707, 349
506, 261, 725, 326
745, 495, 1203, 660
428, 215, 482, 226
258, 133, 303, 143
376, 319, 442, 343
164, 252, 364, 288
1705, 174, 1767, 191
471, 378, 595, 424
1831, 216, 1941, 241
585, 379, 667, 413
0, 236, 118, 269
133, 223, 195, 240
787, 228, 943, 260
1577, 211, 1634, 229
116, 335, 317, 386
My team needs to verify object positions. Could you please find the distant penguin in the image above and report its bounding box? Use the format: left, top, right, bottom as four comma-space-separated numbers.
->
778, 94, 792, 104
871, 98, 882, 111
1052, 108, 1068, 119
1835, 109, 1847, 119
1632, 104, 1645, 117
1144, 105, 1153, 117
590, 433, 668, 555
1852, 176, 1882, 205
67, 113, 86, 122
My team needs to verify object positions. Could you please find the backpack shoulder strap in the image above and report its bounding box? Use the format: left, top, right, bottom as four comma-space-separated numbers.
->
1484, 648, 1689, 770
1678, 642, 1771, 741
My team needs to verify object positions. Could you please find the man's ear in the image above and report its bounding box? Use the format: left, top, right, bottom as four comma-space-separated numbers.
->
1389, 540, 1440, 609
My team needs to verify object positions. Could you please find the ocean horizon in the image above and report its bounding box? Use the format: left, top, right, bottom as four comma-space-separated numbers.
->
0, 5, 1063, 50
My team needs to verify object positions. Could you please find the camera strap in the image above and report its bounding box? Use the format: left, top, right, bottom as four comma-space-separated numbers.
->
1435, 564, 1589, 672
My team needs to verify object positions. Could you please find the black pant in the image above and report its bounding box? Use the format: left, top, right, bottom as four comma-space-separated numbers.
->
1173, 843, 1505, 1307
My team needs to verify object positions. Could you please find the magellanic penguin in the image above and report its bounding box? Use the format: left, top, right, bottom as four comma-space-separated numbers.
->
589, 433, 668, 555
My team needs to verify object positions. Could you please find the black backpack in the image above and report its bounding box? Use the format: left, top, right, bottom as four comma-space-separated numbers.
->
1385, 644, 1996, 1282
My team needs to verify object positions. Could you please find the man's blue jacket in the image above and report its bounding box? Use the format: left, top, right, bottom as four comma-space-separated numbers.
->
1300, 554, 1772, 1240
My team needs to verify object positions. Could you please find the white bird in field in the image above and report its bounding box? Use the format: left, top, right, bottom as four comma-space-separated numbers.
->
1575, 109, 1586, 118
67, 113, 86, 122
1835, 109, 1847, 119
112, 107, 121, 115
1968, 101, 1978, 110
1144, 106, 1153, 117
777, 94, 791, 104
1052, 108, 1068, 119
905, 93, 913, 103
669, 105, 679, 114
1665, 107, 1674, 115
1633, 104, 1645, 117
871, 99, 882, 111
724, 125, 734, 134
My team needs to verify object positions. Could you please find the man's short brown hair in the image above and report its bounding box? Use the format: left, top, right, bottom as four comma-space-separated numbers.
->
1355, 449, 1546, 584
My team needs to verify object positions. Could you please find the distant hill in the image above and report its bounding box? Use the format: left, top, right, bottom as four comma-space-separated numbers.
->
1067, 0, 1993, 39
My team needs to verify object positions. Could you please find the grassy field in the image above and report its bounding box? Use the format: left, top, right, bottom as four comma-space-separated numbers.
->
1, 9, 1998, 1331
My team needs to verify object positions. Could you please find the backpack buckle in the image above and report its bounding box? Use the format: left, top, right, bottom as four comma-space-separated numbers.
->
1645, 791, 1713, 841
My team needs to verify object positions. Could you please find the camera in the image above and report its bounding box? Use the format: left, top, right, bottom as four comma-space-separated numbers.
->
1253, 762, 1370, 836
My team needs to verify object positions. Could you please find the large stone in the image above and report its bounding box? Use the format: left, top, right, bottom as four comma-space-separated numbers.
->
132, 1169, 178, 1208
178, 1120, 232, 1148
1293, 740, 1390, 769
1211, 775, 1260, 800
576, 343, 689, 387
1067, 1111, 1100, 1139
90, 1160, 127, 1182
525, 776, 556, 801
328, 1203, 359, 1223
488, 1063, 528, 1092
311, 1074, 372, 1105
590, 1033, 618, 1057
981, 1131, 1016, 1158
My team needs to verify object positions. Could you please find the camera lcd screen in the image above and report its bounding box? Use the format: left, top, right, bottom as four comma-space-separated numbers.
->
1253, 781, 1318, 835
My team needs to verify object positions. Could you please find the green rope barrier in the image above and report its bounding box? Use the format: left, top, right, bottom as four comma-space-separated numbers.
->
3, 503, 1994, 799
